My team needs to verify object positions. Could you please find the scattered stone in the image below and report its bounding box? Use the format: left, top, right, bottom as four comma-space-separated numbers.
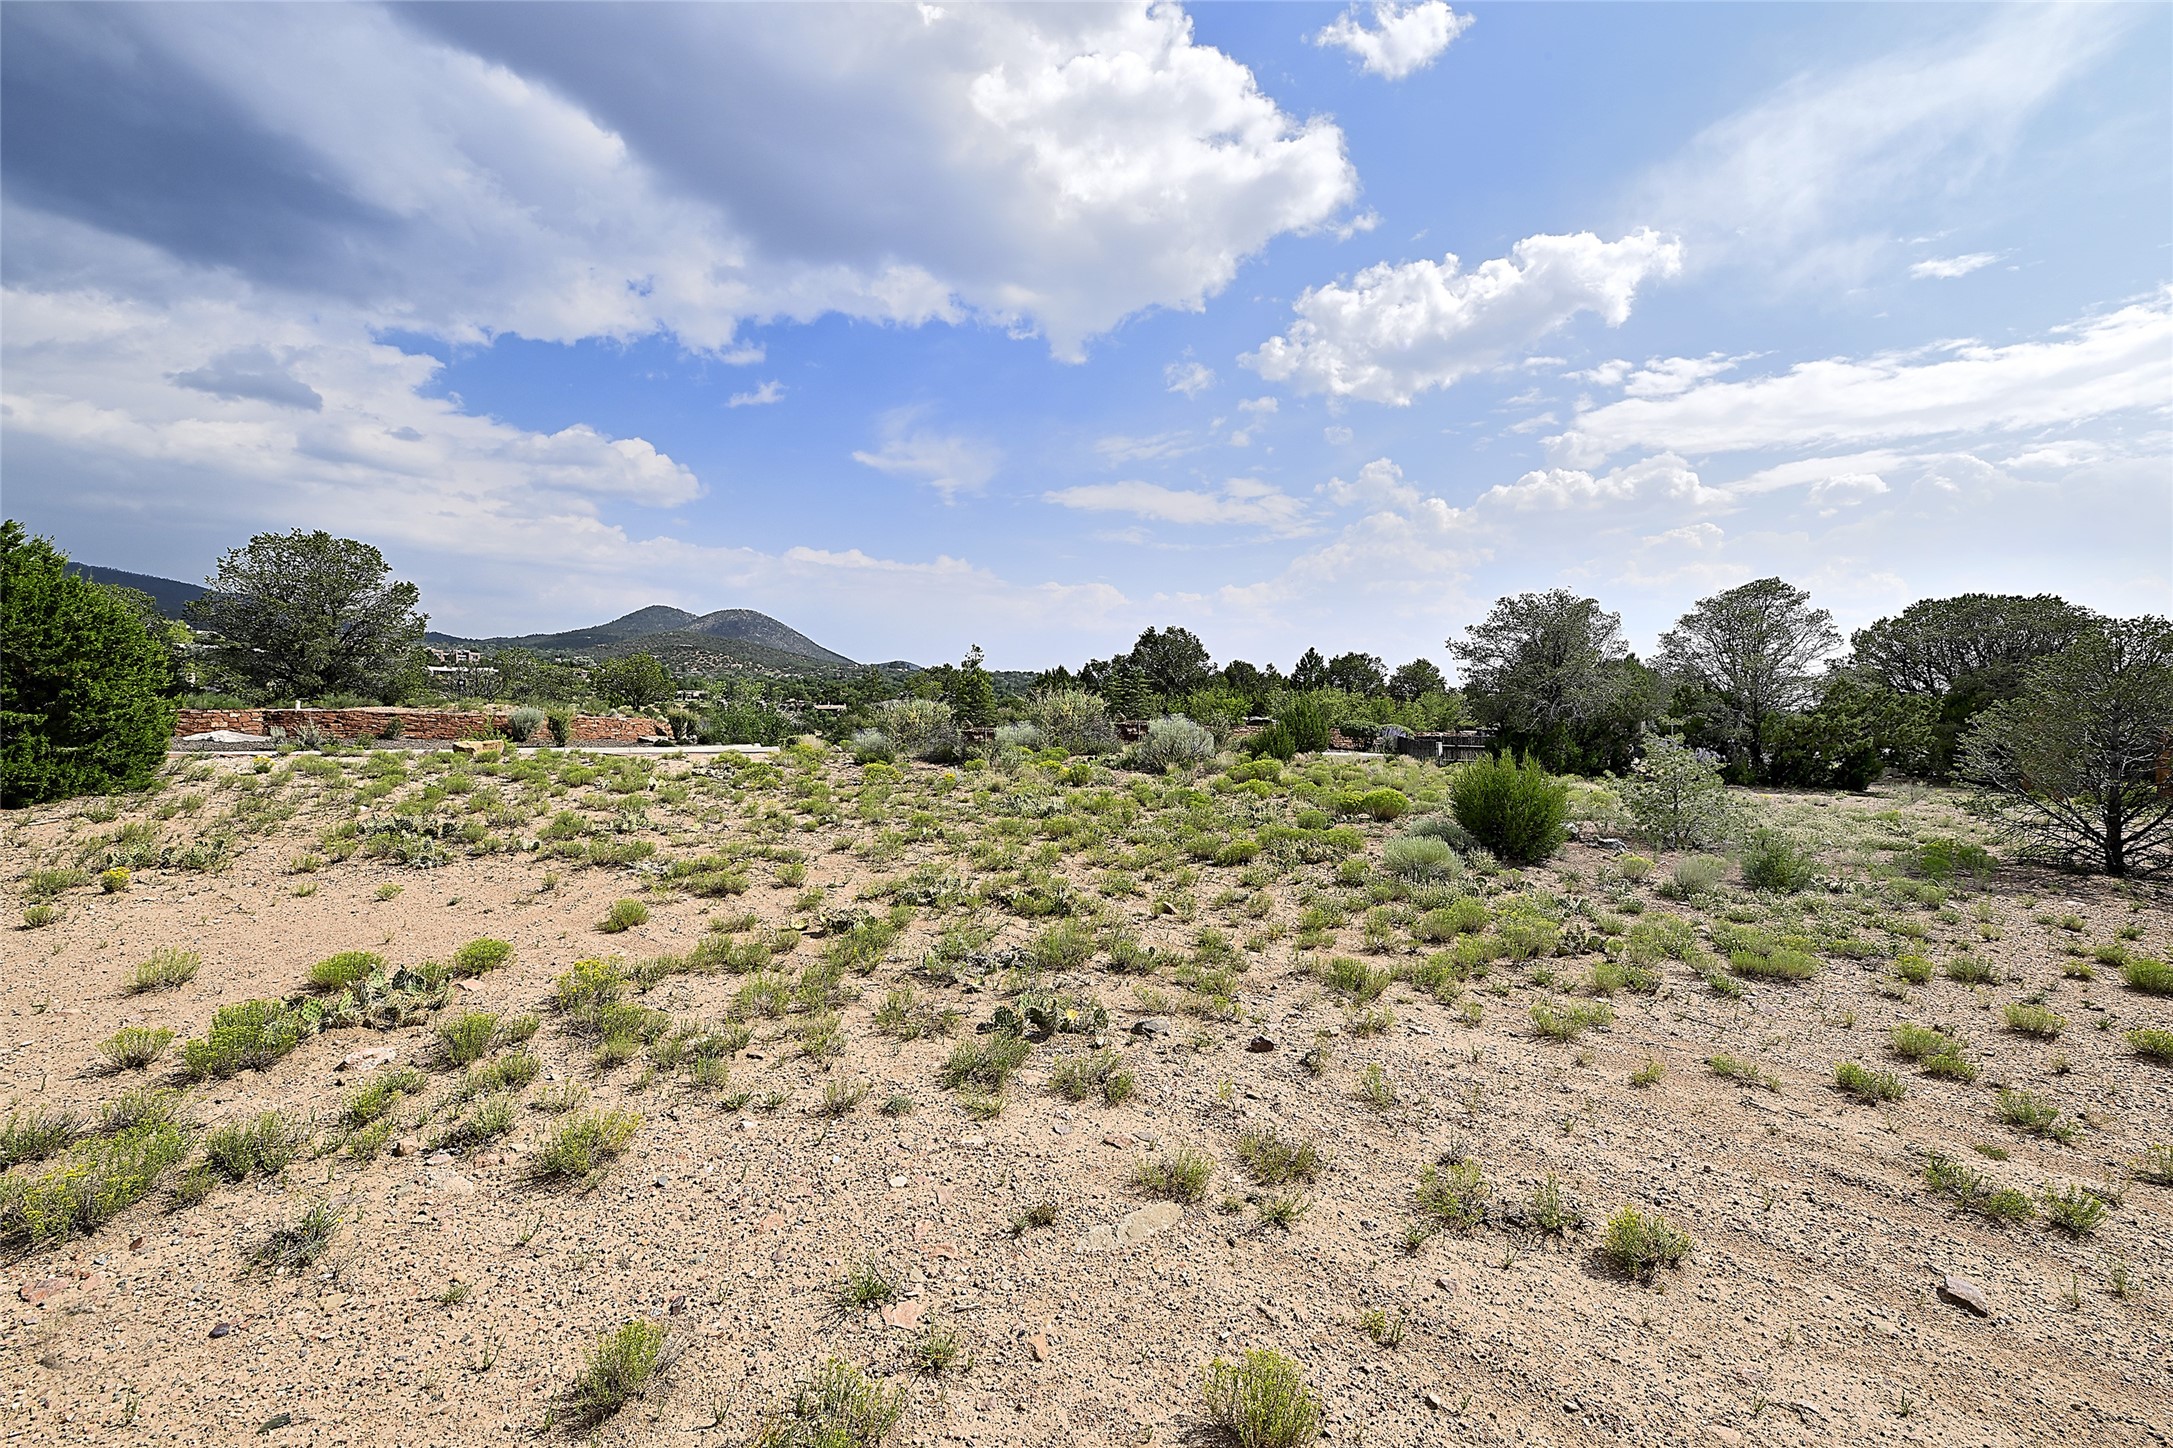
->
1025, 1331, 1051, 1362
879, 1300, 925, 1330
259, 1412, 293, 1433
210, 1321, 237, 1339
337, 1047, 399, 1073
1245, 1035, 1276, 1053
391, 1136, 422, 1158
425, 1151, 456, 1166
920, 1242, 959, 1261
1937, 1274, 1990, 1317
935, 1185, 958, 1205
1423, 1392, 1445, 1411
669, 1294, 687, 1314
1131, 1018, 1172, 1037
1116, 1201, 1182, 1247
888, 1175, 909, 1189
19, 1277, 69, 1307
1706, 1428, 1744, 1446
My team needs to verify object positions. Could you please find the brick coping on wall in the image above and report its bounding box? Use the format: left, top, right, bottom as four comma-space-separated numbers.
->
172, 706, 660, 745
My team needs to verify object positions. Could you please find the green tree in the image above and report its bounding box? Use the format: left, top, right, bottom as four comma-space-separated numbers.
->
1289, 647, 1329, 691
1658, 578, 1839, 783
1, 522, 176, 807
1766, 675, 1936, 791
951, 644, 998, 727
1324, 651, 1387, 695
1850, 594, 2097, 776
189, 530, 426, 702
1386, 658, 1446, 702
589, 652, 672, 708
1127, 626, 1214, 698
1959, 616, 2173, 878
1103, 658, 1152, 720
1450, 589, 1633, 770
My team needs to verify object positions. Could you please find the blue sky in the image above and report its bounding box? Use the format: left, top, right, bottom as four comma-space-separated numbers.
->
3, 2, 2167, 670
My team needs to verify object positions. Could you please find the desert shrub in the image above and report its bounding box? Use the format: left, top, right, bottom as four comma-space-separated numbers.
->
2041, 1183, 2108, 1237
1245, 720, 1297, 761
1890, 1023, 1974, 1080
749, 1358, 907, 1448
308, 950, 386, 992
1661, 855, 1730, 898
1203, 1349, 1322, 1448
436, 1010, 500, 1066
939, 1031, 1030, 1091
1276, 693, 1335, 755
1834, 1061, 1905, 1103
99, 1025, 175, 1071
2122, 958, 2173, 996
0, 1104, 83, 1167
849, 729, 894, 764
1132, 715, 1216, 772
2003, 1003, 2066, 1038
1414, 1159, 1488, 1229
1237, 1125, 1324, 1185
2128, 1027, 2173, 1063
1026, 689, 1120, 756
0, 523, 176, 807
181, 999, 311, 1079
1616, 735, 1735, 850
598, 898, 650, 933
872, 698, 958, 762
1450, 753, 1568, 865
0, 1123, 189, 1249
505, 706, 547, 742
1740, 829, 1818, 891
1915, 837, 1995, 882
569, 1319, 667, 1426
253, 1200, 341, 1270
1132, 1147, 1213, 1202
1601, 1206, 1692, 1283
1530, 998, 1613, 1040
129, 948, 201, 993
450, 937, 513, 977
1354, 788, 1409, 821
204, 1111, 306, 1181
528, 1108, 640, 1183
1050, 1050, 1133, 1104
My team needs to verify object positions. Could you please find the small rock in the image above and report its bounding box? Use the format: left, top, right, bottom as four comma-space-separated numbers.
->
668, 1294, 687, 1315
1423, 1392, 1445, 1412
210, 1321, 236, 1339
425, 1151, 456, 1166
391, 1136, 422, 1158
1131, 1018, 1172, 1037
1245, 1035, 1276, 1053
1025, 1330, 1050, 1362
888, 1175, 910, 1189
879, 1300, 925, 1330
1706, 1428, 1744, 1447
1101, 1132, 1136, 1150
18, 1277, 69, 1307
1938, 1273, 1990, 1316
1116, 1201, 1182, 1247
337, 1046, 399, 1073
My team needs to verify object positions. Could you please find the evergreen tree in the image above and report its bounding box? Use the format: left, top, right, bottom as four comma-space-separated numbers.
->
189, 529, 426, 702
1, 522, 176, 807
952, 644, 998, 727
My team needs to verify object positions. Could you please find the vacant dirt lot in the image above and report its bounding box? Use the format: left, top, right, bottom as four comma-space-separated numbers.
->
3, 745, 2168, 1447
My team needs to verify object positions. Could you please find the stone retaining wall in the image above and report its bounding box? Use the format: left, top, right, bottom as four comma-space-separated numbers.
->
172, 707, 658, 745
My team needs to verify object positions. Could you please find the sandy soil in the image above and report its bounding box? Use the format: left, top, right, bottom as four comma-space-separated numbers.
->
3, 748, 2168, 1448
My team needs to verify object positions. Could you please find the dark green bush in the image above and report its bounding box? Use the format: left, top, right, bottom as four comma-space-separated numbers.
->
1276, 694, 1333, 754
1449, 752, 1567, 864
1, 523, 176, 807
1246, 720, 1297, 761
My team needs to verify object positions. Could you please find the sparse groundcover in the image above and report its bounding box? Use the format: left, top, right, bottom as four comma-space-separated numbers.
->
1600, 1206, 1693, 1283
567, 1319, 671, 1426
750, 1358, 907, 1448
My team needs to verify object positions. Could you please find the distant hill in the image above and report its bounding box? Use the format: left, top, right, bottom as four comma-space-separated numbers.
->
66, 564, 205, 619
435, 603, 866, 671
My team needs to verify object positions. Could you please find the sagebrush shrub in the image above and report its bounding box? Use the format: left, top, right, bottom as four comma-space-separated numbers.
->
1740, 829, 1818, 891
1132, 715, 1216, 772
1450, 752, 1568, 865
1601, 1205, 1692, 1282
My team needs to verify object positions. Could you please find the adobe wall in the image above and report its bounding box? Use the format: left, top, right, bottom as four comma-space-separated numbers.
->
172, 707, 658, 745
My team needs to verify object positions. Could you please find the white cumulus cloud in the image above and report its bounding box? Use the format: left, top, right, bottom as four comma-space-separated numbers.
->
727, 380, 785, 407
1312, 2, 1473, 81
1244, 230, 1683, 404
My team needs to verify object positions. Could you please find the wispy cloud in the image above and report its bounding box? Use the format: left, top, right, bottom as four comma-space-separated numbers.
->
851, 409, 1000, 503
727, 379, 785, 407
1909, 252, 2001, 280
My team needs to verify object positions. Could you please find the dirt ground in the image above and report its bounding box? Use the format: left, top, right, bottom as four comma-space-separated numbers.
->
3, 745, 2168, 1447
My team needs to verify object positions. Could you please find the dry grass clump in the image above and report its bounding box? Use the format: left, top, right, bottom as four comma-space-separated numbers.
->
1, 1124, 190, 1249
1202, 1348, 1322, 1448
528, 1108, 640, 1185
1600, 1206, 1692, 1283
1236, 1125, 1324, 1186
128, 947, 200, 993
1833, 1061, 1905, 1103
567, 1319, 668, 1426
750, 1358, 906, 1448
1132, 1146, 1213, 1202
